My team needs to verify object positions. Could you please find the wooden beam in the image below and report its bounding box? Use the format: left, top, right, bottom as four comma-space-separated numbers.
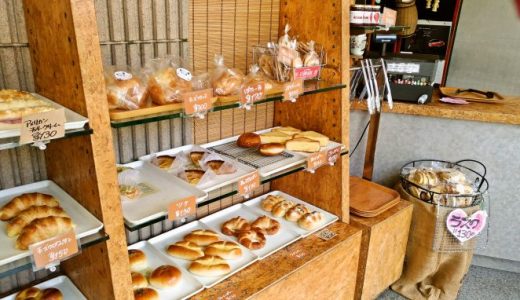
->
362, 111, 381, 181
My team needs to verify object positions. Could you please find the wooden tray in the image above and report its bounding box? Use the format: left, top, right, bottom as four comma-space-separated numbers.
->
439, 87, 504, 104
350, 176, 400, 218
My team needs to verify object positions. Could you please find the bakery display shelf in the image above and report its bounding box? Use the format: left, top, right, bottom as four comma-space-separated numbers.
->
0, 126, 93, 151
124, 148, 348, 231
110, 80, 346, 128
350, 25, 409, 34
0, 231, 109, 280
1, 275, 88, 300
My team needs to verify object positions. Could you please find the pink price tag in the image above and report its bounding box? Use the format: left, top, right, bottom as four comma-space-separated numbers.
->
293, 66, 321, 80
446, 209, 487, 243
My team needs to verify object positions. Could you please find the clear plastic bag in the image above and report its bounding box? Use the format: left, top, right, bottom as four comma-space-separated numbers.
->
105, 66, 148, 110
303, 40, 321, 67
144, 56, 193, 105
210, 54, 245, 96
200, 153, 237, 175
117, 168, 143, 201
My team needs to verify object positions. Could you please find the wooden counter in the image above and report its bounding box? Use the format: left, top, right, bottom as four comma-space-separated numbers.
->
192, 222, 362, 300
351, 92, 520, 126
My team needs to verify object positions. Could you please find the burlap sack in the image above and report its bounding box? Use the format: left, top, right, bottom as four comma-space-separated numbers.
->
391, 184, 473, 300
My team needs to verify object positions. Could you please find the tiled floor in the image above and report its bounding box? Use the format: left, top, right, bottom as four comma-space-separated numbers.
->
377, 266, 520, 300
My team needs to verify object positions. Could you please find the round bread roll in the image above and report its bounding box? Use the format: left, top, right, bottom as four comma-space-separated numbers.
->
297, 212, 325, 231
285, 204, 311, 222
271, 200, 296, 218
251, 215, 280, 235
149, 265, 182, 289
132, 272, 148, 289
134, 288, 159, 300
221, 216, 251, 236
259, 143, 285, 156
237, 132, 261, 148
15, 287, 41, 300
204, 241, 243, 260
41, 288, 63, 300
237, 229, 266, 250
167, 241, 204, 260
184, 229, 220, 246
128, 249, 148, 272
260, 195, 284, 212
189, 255, 231, 277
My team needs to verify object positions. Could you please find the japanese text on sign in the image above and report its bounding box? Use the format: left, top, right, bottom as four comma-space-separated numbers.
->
168, 196, 196, 221
446, 209, 487, 243
19, 108, 66, 145
293, 66, 321, 80
327, 146, 342, 165
240, 82, 265, 105
183, 89, 213, 115
31, 230, 78, 270
307, 151, 328, 170
238, 171, 260, 196
283, 79, 304, 102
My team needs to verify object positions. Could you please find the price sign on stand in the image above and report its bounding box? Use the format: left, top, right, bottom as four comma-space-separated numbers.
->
316, 228, 337, 241
327, 146, 342, 165
183, 89, 213, 116
283, 79, 304, 102
306, 150, 328, 171
240, 82, 265, 106
19, 108, 66, 145
168, 196, 196, 222
293, 66, 321, 80
238, 171, 260, 197
30, 230, 79, 271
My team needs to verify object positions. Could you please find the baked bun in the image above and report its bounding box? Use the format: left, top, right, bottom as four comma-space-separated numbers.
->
129, 249, 148, 271
285, 204, 310, 222
132, 272, 148, 289
261, 195, 284, 212
154, 155, 176, 170
204, 241, 243, 260
148, 68, 192, 105
185, 169, 205, 185
15, 287, 41, 300
134, 288, 159, 300
237, 228, 266, 250
0, 192, 59, 221
189, 255, 231, 277
408, 169, 439, 187
150, 265, 182, 289
41, 288, 63, 300
251, 215, 280, 235
297, 212, 325, 230
237, 132, 261, 148
221, 216, 251, 236
167, 241, 204, 260
184, 229, 220, 246
259, 143, 285, 156
271, 200, 295, 218
106, 76, 148, 110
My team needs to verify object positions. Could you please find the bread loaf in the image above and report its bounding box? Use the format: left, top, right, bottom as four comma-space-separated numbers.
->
149, 265, 182, 289
128, 249, 148, 272
188, 255, 231, 277
272, 126, 301, 136
106, 77, 148, 110
237, 132, 261, 148
7, 206, 68, 237
134, 288, 159, 300
0, 193, 59, 221
148, 68, 192, 105
16, 216, 74, 250
184, 229, 220, 246
259, 131, 292, 144
167, 241, 204, 260
285, 137, 320, 153
293, 131, 329, 146
259, 143, 285, 156
204, 241, 242, 260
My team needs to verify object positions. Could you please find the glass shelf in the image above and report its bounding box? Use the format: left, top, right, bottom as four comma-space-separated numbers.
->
0, 126, 93, 151
111, 80, 346, 128
350, 25, 409, 34
0, 231, 109, 279
125, 148, 349, 231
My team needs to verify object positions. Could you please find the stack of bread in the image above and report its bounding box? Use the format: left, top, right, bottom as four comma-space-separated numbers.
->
0, 192, 74, 250
220, 215, 280, 250
261, 194, 325, 230
15, 286, 63, 300
129, 249, 183, 300
237, 126, 330, 155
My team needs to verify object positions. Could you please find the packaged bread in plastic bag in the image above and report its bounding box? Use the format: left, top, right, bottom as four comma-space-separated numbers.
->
210, 54, 245, 96
200, 153, 237, 175
303, 40, 321, 67
117, 168, 143, 201
105, 66, 148, 110
145, 57, 193, 105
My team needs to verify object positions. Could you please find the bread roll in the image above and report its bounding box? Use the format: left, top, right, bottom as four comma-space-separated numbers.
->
184, 229, 220, 246
148, 68, 192, 105
128, 249, 148, 272
221, 216, 251, 236
297, 212, 325, 230
204, 241, 242, 260
167, 241, 204, 260
251, 216, 280, 235
7, 206, 68, 237
189, 255, 231, 277
272, 126, 301, 136
16, 216, 74, 250
293, 131, 329, 146
237, 132, 261, 148
132, 272, 148, 289
259, 143, 285, 156
271, 200, 295, 218
285, 137, 321, 153
15, 287, 41, 300
0, 193, 59, 221
237, 229, 266, 250
41, 288, 63, 300
134, 288, 159, 300
261, 195, 284, 212
285, 204, 310, 222
149, 265, 182, 289
259, 131, 292, 144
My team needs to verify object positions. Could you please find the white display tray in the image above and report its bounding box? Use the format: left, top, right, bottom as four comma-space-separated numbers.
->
243, 191, 339, 237
148, 221, 257, 288
0, 93, 89, 138
0, 180, 104, 266
200, 204, 300, 259
128, 241, 204, 300
119, 161, 208, 227
140, 145, 256, 193
1, 275, 87, 300
202, 128, 307, 177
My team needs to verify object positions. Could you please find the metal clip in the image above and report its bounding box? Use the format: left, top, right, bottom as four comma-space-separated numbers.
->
32, 141, 48, 151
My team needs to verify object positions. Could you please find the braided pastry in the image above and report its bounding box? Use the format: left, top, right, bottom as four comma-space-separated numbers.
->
221, 216, 250, 236
260, 195, 284, 212
251, 216, 280, 235
284, 204, 310, 222
0, 193, 59, 221
237, 228, 266, 250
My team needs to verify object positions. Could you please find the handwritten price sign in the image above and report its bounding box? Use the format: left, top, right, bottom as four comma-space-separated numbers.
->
183, 89, 213, 115
240, 82, 265, 105
293, 66, 321, 80
307, 151, 327, 171
283, 79, 304, 102
316, 228, 337, 241
446, 209, 487, 243
238, 171, 260, 196
168, 196, 196, 221
19, 108, 66, 145
327, 146, 342, 165
30, 230, 78, 270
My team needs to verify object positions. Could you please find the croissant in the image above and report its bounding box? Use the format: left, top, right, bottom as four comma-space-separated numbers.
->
7, 206, 68, 237
16, 216, 74, 250
0, 193, 59, 221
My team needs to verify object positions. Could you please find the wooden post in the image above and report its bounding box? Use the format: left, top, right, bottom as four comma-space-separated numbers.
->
23, 0, 132, 299
362, 112, 381, 181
